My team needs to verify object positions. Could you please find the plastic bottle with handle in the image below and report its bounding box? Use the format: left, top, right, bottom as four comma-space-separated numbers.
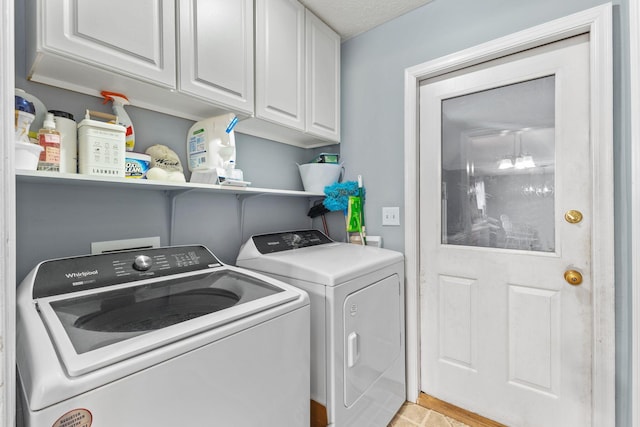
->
101, 91, 135, 151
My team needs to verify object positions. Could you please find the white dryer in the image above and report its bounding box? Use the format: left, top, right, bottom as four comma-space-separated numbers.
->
17, 245, 310, 427
237, 230, 405, 427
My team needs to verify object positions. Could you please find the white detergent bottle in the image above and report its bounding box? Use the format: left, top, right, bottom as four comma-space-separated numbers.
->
101, 91, 135, 151
187, 113, 238, 179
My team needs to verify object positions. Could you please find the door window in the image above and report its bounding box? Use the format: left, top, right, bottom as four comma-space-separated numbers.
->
441, 75, 555, 252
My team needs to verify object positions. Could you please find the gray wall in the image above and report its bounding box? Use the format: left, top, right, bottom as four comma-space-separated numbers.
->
340, 0, 631, 425
13, 1, 344, 281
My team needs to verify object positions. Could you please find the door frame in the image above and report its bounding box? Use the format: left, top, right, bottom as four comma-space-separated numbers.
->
629, 1, 640, 426
403, 4, 614, 426
1, 0, 16, 425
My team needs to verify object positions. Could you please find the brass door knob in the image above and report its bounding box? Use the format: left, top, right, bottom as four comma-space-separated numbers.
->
564, 210, 583, 224
564, 270, 583, 286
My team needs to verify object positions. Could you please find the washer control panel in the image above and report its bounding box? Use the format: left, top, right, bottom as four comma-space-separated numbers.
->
252, 230, 333, 254
133, 255, 153, 271
33, 245, 221, 298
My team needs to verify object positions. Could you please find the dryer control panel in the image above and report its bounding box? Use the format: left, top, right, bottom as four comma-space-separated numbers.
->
252, 230, 333, 254
33, 245, 221, 298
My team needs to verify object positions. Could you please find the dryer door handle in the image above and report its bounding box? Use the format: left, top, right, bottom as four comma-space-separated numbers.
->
347, 332, 360, 368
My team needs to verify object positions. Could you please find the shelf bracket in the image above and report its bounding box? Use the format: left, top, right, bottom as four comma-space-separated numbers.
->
166, 189, 198, 246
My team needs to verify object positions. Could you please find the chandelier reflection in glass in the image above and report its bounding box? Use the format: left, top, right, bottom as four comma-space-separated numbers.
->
497, 131, 536, 170
522, 182, 554, 197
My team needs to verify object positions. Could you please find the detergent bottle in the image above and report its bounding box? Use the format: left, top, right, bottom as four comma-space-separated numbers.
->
187, 113, 238, 182
101, 91, 135, 151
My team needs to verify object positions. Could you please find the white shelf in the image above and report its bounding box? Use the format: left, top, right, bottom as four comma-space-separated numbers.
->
16, 170, 324, 198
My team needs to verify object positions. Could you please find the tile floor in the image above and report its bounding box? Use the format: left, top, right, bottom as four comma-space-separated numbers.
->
388, 402, 471, 427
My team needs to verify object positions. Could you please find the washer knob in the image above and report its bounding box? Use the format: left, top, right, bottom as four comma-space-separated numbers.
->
133, 255, 153, 271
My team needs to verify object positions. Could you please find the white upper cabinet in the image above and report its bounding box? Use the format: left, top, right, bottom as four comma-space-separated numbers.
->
237, 0, 340, 148
26, 0, 254, 120
178, 0, 254, 114
25, 0, 338, 147
305, 10, 340, 142
254, 0, 306, 131
33, 0, 177, 88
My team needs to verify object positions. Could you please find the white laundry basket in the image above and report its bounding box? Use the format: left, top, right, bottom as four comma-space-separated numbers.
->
298, 163, 343, 193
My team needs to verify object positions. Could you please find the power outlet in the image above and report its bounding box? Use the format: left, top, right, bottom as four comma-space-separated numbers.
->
382, 207, 400, 226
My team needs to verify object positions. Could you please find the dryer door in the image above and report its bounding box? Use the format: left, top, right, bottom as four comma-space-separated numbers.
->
343, 274, 402, 406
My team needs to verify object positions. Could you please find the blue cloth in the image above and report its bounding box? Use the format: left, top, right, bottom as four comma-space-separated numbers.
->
323, 181, 363, 211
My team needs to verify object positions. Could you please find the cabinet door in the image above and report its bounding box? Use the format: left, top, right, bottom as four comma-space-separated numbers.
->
305, 11, 340, 142
39, 0, 176, 88
255, 0, 305, 131
178, 0, 254, 114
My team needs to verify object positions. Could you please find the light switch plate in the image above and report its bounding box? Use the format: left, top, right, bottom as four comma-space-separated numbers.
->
382, 207, 400, 226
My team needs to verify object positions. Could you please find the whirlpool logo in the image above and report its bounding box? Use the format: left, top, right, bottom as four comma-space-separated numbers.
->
65, 270, 99, 279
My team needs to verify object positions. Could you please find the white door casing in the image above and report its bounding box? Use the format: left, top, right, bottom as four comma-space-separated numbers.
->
403, 4, 613, 427
420, 35, 590, 426
1, 0, 16, 425
629, 0, 640, 426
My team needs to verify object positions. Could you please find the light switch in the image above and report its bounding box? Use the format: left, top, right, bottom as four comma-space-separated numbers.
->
382, 207, 400, 226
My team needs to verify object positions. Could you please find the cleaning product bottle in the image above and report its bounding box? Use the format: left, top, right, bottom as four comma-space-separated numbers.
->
101, 90, 135, 151
49, 110, 77, 174
225, 160, 235, 180
37, 112, 61, 172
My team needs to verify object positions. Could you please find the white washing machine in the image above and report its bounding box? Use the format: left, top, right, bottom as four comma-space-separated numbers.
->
236, 230, 405, 427
16, 245, 310, 427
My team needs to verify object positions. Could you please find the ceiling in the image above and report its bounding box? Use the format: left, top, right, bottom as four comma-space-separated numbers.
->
299, 0, 434, 40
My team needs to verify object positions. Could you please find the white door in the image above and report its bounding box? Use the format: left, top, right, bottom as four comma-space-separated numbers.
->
419, 35, 592, 427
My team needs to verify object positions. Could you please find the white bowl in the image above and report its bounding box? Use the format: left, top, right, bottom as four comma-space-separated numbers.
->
15, 141, 43, 170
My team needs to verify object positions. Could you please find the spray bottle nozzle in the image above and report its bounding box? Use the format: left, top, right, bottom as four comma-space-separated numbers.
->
101, 90, 131, 105
100, 90, 135, 151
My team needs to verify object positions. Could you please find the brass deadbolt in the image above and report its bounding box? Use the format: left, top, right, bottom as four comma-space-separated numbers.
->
564, 210, 583, 224
564, 270, 583, 286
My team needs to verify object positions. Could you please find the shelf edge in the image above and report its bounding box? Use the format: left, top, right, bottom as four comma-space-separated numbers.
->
15, 170, 324, 198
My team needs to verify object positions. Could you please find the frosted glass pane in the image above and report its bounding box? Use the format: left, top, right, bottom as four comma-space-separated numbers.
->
441, 76, 555, 252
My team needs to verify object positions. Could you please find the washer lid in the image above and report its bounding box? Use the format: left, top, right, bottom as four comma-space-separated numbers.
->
237, 231, 404, 285
35, 266, 299, 376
